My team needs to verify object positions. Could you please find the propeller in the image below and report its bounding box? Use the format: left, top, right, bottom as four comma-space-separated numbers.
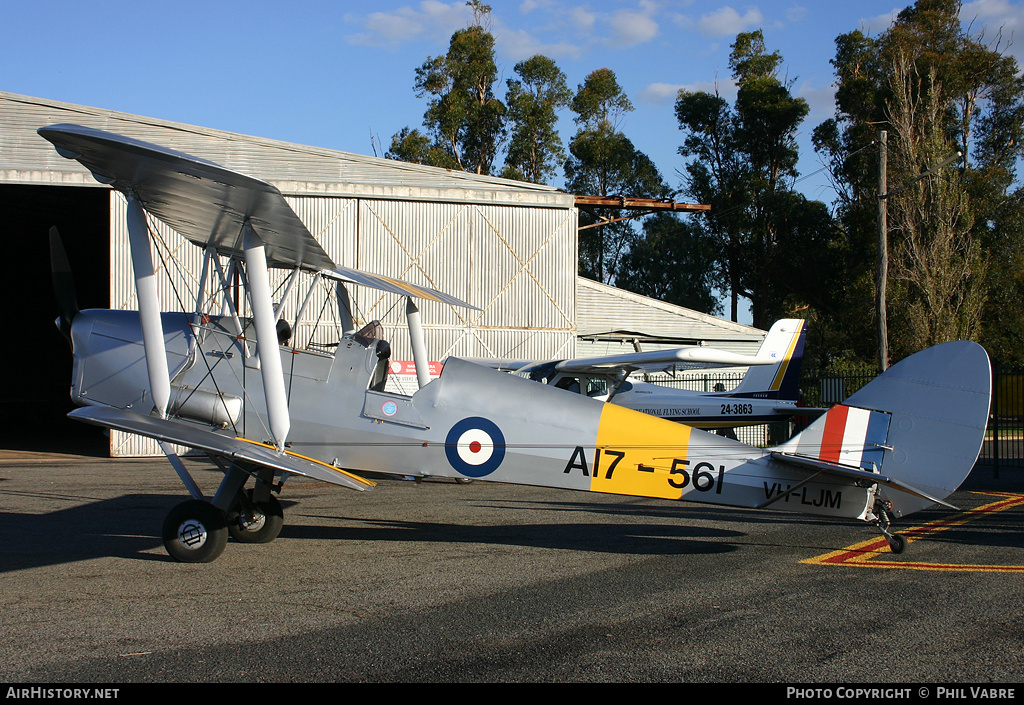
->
49, 226, 80, 343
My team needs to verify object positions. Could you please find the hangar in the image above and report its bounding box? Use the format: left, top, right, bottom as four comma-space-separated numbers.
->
0, 90, 765, 455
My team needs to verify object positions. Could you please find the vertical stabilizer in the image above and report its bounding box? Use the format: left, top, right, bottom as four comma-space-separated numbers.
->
729, 319, 806, 400
773, 341, 991, 517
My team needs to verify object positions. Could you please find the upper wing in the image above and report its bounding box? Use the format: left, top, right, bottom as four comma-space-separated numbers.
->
69, 406, 375, 492
38, 124, 336, 272
322, 266, 479, 310
554, 347, 776, 376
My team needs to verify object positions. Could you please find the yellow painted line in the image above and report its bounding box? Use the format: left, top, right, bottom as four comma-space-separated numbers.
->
802, 492, 1024, 572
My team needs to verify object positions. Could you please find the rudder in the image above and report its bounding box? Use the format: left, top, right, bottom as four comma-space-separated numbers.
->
730, 319, 806, 400
774, 341, 991, 517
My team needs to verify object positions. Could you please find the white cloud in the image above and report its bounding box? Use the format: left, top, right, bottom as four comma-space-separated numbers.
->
640, 78, 739, 105
858, 8, 900, 35
786, 5, 808, 23
639, 82, 685, 104
608, 2, 661, 47
496, 27, 584, 61
569, 5, 598, 34
344, 1, 470, 48
796, 80, 837, 120
961, 0, 1024, 46
696, 6, 766, 37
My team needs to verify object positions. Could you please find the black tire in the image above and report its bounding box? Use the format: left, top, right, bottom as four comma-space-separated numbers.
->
162, 500, 228, 563
888, 533, 907, 554
227, 490, 284, 544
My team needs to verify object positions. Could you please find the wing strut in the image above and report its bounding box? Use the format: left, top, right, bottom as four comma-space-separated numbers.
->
406, 297, 430, 389
243, 223, 291, 451
126, 193, 172, 418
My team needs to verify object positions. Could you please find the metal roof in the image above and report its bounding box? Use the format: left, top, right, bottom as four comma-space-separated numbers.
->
0, 91, 573, 209
576, 277, 765, 348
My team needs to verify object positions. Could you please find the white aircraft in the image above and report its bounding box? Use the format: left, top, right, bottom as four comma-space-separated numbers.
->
471, 319, 813, 430
39, 123, 992, 563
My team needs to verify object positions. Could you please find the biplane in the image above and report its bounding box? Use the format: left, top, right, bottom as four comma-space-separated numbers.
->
468, 318, 816, 430
39, 124, 992, 563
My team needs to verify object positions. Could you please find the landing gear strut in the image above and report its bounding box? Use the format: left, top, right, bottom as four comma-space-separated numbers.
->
160, 459, 285, 562
871, 499, 907, 554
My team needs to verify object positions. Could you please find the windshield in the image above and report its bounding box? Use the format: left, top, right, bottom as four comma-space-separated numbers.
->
514, 361, 559, 384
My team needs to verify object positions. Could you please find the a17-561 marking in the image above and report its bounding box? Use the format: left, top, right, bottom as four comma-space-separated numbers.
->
563, 446, 724, 494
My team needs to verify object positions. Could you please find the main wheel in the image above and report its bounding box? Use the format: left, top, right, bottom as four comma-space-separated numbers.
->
162, 500, 228, 563
226, 490, 284, 544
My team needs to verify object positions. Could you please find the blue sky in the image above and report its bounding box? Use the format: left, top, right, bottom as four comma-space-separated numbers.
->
4, 1, 1023, 321
4, 1, 1022, 200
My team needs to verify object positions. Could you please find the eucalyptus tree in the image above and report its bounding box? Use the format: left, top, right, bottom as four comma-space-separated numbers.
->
813, 0, 1024, 362
675, 30, 829, 329
565, 68, 670, 284
388, 2, 505, 175
501, 55, 572, 184
614, 213, 722, 315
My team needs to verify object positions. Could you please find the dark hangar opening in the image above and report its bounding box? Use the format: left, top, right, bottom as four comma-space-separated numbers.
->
1, 184, 110, 453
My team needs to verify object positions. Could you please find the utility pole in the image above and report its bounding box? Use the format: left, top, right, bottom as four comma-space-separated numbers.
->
877, 130, 888, 371
876, 136, 961, 372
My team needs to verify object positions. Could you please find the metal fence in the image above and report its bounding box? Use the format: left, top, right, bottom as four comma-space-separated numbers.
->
656, 366, 1020, 476
986, 368, 1024, 474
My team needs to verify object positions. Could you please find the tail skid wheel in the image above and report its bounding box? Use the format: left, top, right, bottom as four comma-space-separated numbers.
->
886, 533, 907, 554
162, 500, 228, 563
871, 498, 907, 554
227, 490, 283, 544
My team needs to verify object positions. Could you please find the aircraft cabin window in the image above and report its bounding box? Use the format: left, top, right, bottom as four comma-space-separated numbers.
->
586, 377, 608, 397
555, 377, 581, 394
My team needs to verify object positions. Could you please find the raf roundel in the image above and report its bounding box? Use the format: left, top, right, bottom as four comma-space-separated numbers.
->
445, 417, 506, 478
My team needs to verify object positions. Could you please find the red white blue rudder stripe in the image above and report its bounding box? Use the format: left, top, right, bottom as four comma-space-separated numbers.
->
776, 404, 891, 472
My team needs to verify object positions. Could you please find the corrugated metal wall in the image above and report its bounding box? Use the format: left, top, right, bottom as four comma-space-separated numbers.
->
108, 190, 578, 456
2, 90, 769, 458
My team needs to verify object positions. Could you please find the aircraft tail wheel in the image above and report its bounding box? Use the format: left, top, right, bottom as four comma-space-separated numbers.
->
887, 533, 907, 554
227, 490, 283, 544
162, 500, 228, 563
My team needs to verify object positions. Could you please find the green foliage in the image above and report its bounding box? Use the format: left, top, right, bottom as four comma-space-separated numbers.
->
614, 213, 722, 315
816, 0, 1024, 364
570, 67, 634, 129
501, 55, 571, 184
676, 30, 825, 329
566, 69, 671, 284
390, 6, 505, 175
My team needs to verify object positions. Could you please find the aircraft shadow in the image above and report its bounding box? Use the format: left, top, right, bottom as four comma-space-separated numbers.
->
0, 493, 179, 572
283, 514, 742, 557
3, 487, 1017, 571
0, 490, 743, 571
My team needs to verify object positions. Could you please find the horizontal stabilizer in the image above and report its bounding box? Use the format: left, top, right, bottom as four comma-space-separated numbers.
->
771, 340, 990, 517
768, 452, 957, 509
68, 406, 374, 492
